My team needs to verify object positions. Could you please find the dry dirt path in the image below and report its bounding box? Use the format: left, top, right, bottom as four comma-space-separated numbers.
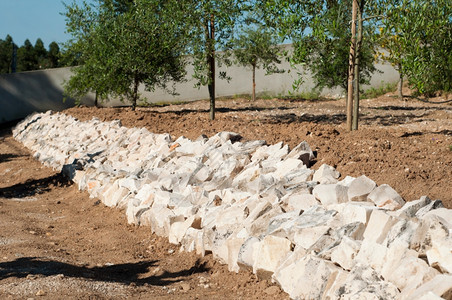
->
0, 127, 288, 299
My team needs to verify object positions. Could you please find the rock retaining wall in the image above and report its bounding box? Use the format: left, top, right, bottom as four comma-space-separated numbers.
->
13, 112, 452, 300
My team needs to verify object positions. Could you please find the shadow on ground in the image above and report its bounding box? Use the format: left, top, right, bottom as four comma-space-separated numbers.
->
0, 173, 72, 198
0, 153, 25, 163
263, 110, 437, 127
0, 257, 209, 286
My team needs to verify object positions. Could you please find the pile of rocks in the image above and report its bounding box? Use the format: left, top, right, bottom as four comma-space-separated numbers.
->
13, 112, 452, 299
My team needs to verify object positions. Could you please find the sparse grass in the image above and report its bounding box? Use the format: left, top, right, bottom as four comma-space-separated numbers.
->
138, 100, 191, 107
361, 81, 398, 99
280, 90, 324, 101
449, 145, 452, 152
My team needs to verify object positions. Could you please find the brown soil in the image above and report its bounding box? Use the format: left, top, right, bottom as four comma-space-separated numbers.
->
1, 91, 451, 299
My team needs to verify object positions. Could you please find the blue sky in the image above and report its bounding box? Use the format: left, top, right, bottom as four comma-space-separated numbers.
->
0, 0, 95, 48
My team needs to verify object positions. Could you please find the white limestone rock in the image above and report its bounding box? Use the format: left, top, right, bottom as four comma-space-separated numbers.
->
403, 274, 452, 300
280, 192, 320, 213
135, 184, 155, 207
422, 207, 452, 229
285, 141, 315, 167
335, 202, 376, 228
348, 175, 377, 202
383, 217, 422, 248
180, 227, 200, 253
382, 240, 439, 294
334, 264, 400, 299
273, 254, 346, 300
415, 199, 445, 218
145, 204, 177, 237
330, 236, 361, 270
313, 183, 349, 206
425, 229, 452, 273
252, 235, 292, 279
368, 184, 405, 210
169, 215, 197, 245
394, 196, 432, 218
313, 164, 340, 184
292, 225, 331, 250
355, 239, 388, 273
273, 158, 305, 179
363, 209, 399, 244
237, 236, 260, 272
226, 234, 247, 272
246, 206, 284, 237
106, 185, 130, 208
126, 198, 150, 225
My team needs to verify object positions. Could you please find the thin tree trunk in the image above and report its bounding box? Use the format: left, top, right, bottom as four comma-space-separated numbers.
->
352, 0, 363, 131
207, 14, 216, 121
132, 75, 139, 111
347, 0, 358, 131
95, 91, 98, 108
398, 63, 403, 99
252, 64, 256, 102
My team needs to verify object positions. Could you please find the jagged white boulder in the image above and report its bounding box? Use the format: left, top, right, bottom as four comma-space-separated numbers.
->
368, 184, 405, 210
348, 175, 377, 202
402, 274, 452, 300
252, 235, 292, 279
363, 209, 399, 244
237, 236, 260, 272
312, 183, 348, 205
273, 254, 346, 300
330, 236, 361, 270
312, 164, 340, 184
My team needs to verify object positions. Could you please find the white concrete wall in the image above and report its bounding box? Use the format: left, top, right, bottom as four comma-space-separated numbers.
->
0, 45, 399, 123
0, 67, 95, 124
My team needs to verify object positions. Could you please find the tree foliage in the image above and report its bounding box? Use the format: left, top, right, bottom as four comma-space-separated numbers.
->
263, 0, 377, 93
371, 0, 452, 96
0, 35, 16, 73
0, 35, 61, 73
233, 26, 284, 101
183, 0, 247, 120
48, 42, 61, 68
63, 0, 189, 109
16, 39, 38, 72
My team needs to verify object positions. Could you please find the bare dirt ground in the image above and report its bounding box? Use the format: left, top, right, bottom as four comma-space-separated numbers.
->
1, 90, 451, 299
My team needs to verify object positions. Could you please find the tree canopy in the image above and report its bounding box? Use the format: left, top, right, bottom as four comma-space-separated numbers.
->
233, 26, 284, 101
63, 0, 190, 109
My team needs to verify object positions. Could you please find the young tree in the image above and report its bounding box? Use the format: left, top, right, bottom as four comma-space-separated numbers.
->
63, 0, 189, 110
233, 27, 284, 101
372, 0, 452, 96
262, 0, 377, 131
184, 0, 246, 120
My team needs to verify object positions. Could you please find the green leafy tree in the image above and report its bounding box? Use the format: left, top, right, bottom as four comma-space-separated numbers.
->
184, 0, 247, 120
0, 35, 16, 73
17, 39, 38, 71
63, 0, 189, 110
295, 0, 377, 93
233, 27, 284, 101
34, 38, 48, 69
262, 0, 377, 130
371, 0, 452, 96
48, 42, 60, 68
